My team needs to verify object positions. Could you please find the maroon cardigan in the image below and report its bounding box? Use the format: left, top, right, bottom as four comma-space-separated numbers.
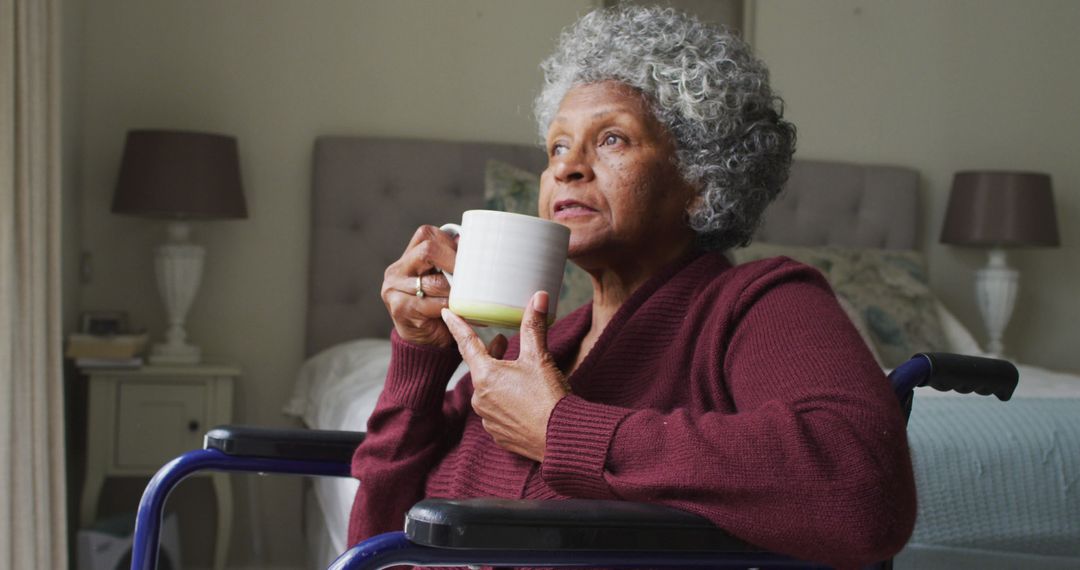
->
348, 251, 916, 569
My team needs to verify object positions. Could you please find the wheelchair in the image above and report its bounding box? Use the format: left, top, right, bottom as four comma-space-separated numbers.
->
129, 352, 1017, 570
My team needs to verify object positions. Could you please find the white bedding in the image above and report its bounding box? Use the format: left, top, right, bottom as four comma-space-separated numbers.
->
285, 338, 467, 567
286, 309, 1080, 567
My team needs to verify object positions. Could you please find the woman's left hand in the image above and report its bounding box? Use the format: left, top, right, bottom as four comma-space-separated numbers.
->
441, 291, 570, 462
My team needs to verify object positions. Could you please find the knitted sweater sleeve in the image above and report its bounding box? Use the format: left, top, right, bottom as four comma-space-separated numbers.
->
540, 263, 917, 569
346, 330, 471, 545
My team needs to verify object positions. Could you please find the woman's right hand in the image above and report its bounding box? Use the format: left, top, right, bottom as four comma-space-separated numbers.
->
381, 225, 458, 348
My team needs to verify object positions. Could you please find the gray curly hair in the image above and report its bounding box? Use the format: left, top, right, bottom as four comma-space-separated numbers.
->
534, 5, 796, 250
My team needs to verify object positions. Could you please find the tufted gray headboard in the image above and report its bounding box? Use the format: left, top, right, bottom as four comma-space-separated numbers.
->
305, 136, 918, 356
305, 137, 548, 356
759, 160, 919, 249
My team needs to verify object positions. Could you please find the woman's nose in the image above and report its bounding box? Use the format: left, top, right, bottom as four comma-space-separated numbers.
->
553, 146, 595, 184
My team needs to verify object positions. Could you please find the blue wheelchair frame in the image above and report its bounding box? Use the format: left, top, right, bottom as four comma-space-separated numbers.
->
129, 353, 1017, 570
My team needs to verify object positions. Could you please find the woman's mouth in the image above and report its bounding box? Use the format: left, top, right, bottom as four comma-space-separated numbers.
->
553, 200, 597, 220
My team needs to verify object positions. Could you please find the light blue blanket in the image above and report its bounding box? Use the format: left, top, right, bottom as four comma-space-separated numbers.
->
896, 397, 1080, 568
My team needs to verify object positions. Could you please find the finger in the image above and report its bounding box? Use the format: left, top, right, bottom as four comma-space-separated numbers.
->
518, 290, 550, 358
385, 290, 448, 319
383, 272, 450, 300
487, 334, 509, 360
383, 265, 447, 308
412, 273, 451, 297
400, 226, 458, 275
441, 308, 491, 367
403, 238, 457, 276
405, 224, 452, 250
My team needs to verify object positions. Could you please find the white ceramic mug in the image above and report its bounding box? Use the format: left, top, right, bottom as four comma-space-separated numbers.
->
439, 210, 570, 328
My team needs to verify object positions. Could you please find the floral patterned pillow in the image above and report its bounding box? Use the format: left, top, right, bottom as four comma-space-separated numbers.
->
483, 160, 593, 320
731, 242, 947, 368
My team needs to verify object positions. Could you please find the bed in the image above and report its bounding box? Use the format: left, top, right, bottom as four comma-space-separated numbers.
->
288, 136, 1080, 569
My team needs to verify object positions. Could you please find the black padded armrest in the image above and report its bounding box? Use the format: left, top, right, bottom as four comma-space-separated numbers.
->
405, 498, 759, 552
204, 425, 364, 463
917, 352, 1019, 401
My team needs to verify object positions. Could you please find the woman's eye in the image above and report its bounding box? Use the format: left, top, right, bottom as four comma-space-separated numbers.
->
551, 143, 568, 156
601, 134, 621, 146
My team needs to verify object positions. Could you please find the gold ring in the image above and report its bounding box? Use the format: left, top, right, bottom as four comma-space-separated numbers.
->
415, 276, 425, 299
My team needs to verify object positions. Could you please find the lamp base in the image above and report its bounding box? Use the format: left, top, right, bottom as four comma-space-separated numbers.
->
150, 342, 202, 365
152, 221, 205, 366
975, 248, 1018, 359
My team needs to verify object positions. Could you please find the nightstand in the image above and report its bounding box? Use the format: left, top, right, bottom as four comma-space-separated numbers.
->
80, 363, 239, 570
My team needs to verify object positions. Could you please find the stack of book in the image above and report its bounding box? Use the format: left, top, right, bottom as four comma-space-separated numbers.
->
66, 332, 149, 369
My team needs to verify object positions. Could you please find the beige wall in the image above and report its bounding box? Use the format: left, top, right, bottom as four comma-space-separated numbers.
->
74, 1, 593, 567
62, 0, 84, 336
754, 0, 1080, 371
612, 0, 744, 28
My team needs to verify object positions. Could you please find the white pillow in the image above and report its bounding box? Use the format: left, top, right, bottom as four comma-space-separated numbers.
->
934, 301, 986, 356
285, 338, 470, 428
284, 339, 394, 425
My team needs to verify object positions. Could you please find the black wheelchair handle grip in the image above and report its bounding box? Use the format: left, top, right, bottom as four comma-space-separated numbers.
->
916, 352, 1019, 401
203, 425, 365, 463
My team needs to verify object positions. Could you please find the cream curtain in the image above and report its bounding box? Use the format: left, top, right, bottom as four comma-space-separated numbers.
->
0, 0, 68, 567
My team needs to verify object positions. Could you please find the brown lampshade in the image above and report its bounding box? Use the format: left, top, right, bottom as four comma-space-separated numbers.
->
940, 171, 1059, 247
112, 129, 247, 219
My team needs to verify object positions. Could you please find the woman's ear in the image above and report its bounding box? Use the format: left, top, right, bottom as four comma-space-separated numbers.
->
684, 186, 705, 213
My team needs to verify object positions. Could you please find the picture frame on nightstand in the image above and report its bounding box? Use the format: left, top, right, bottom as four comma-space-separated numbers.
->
79, 310, 130, 336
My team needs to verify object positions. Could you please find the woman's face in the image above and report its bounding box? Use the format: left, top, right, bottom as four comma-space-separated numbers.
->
539, 81, 697, 267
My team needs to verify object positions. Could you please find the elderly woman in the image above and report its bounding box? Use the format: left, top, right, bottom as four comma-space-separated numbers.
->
349, 6, 916, 568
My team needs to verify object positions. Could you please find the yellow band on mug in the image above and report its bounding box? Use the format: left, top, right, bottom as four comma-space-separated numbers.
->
449, 298, 556, 328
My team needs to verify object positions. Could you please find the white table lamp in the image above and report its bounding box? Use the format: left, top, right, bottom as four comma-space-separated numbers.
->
940, 171, 1060, 357
112, 130, 247, 365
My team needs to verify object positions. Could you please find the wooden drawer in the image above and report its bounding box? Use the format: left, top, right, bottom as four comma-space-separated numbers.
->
116, 381, 207, 468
